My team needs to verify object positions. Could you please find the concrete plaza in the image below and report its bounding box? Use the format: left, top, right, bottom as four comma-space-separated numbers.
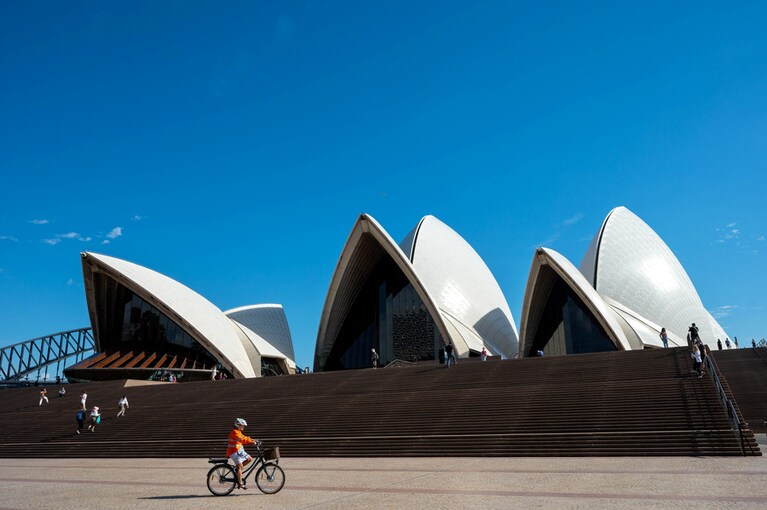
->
1, 449, 766, 509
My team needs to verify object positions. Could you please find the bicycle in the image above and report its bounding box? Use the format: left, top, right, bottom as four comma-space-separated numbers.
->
206, 440, 285, 496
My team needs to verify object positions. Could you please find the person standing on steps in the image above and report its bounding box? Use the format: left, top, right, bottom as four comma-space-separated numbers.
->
688, 323, 700, 348
717, 339, 723, 350
371, 348, 379, 369
80, 390, 87, 411
481, 346, 488, 362
445, 343, 457, 367
39, 387, 48, 406
725, 337, 731, 349
660, 328, 669, 348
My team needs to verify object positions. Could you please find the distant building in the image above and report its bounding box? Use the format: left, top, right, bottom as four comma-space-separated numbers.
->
314, 214, 518, 371
519, 207, 728, 356
64, 252, 295, 382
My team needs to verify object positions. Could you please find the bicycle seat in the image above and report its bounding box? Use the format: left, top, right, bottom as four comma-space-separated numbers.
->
208, 458, 229, 464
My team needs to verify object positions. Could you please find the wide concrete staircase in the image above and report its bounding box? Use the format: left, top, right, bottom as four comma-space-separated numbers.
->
711, 347, 767, 434
0, 348, 760, 457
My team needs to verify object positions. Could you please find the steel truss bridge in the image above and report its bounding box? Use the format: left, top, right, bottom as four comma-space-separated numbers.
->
0, 328, 95, 383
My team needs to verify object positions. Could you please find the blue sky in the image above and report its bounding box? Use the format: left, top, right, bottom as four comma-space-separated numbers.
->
1, 1, 766, 368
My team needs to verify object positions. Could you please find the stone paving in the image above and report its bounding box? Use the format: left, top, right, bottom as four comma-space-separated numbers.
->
1, 450, 766, 509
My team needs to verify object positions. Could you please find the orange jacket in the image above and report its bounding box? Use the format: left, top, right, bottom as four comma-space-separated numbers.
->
226, 428, 255, 457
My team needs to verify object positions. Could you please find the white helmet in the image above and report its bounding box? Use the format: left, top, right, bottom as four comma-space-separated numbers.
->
234, 418, 248, 427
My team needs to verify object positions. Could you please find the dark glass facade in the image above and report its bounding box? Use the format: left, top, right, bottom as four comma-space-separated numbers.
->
92, 273, 221, 369
324, 257, 443, 370
528, 277, 617, 356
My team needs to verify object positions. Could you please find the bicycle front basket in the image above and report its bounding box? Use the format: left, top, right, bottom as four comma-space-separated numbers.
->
264, 447, 280, 461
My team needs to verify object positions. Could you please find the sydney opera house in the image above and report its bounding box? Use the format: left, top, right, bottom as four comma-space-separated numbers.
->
313, 207, 727, 370
63, 206, 727, 381
64, 252, 297, 382
314, 214, 519, 371
519, 207, 728, 356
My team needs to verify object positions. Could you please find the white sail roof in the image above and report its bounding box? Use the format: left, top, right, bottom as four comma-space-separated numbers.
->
81, 252, 257, 378
315, 214, 519, 369
579, 207, 728, 348
519, 247, 634, 354
225, 304, 296, 366
407, 215, 518, 357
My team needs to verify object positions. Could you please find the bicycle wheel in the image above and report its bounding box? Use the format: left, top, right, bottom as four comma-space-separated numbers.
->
206, 464, 237, 496
255, 462, 285, 494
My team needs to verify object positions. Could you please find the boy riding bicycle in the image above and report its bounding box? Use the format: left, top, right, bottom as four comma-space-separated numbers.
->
226, 418, 258, 490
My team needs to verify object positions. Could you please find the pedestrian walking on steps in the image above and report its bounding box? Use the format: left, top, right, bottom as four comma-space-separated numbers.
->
117, 395, 129, 417
481, 346, 488, 362
695, 338, 707, 375
717, 339, 722, 350
691, 345, 703, 378
80, 390, 87, 411
87, 406, 101, 432
75, 408, 86, 435
39, 387, 48, 406
371, 348, 379, 369
725, 338, 731, 349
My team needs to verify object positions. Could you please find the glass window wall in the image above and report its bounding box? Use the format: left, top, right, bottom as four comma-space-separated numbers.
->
528, 276, 616, 356
325, 256, 442, 370
93, 274, 219, 368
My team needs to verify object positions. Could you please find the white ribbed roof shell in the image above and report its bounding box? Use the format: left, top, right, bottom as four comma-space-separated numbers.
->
225, 304, 296, 367
315, 214, 519, 370
81, 252, 257, 378
519, 247, 634, 354
314, 214, 455, 370
404, 215, 518, 357
579, 207, 728, 349
601, 297, 687, 348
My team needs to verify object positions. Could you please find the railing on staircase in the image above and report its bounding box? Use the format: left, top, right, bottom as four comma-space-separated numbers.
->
704, 354, 745, 455
749, 348, 767, 438
383, 359, 416, 368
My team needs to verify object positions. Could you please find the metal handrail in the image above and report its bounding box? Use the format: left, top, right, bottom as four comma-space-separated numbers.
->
752, 346, 767, 366
383, 359, 416, 368
704, 354, 745, 455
